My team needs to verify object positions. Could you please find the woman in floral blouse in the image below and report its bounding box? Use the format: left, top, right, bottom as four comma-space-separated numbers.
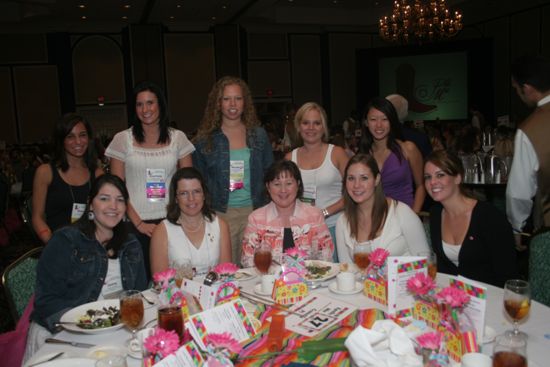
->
241, 160, 334, 267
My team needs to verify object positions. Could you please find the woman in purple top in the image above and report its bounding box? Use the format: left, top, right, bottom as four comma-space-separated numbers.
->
359, 97, 425, 213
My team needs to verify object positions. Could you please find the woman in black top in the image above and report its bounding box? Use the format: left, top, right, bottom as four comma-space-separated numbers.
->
32, 113, 103, 243
423, 150, 518, 287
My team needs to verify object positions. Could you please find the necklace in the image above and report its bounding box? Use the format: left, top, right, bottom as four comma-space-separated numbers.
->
179, 216, 205, 233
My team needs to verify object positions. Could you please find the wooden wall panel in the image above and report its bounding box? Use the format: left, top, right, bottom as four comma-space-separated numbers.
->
290, 35, 322, 108
164, 33, 216, 133
14, 66, 60, 143
247, 60, 291, 98
328, 33, 372, 127
0, 34, 47, 64
0, 67, 17, 144
214, 25, 241, 78
72, 35, 126, 105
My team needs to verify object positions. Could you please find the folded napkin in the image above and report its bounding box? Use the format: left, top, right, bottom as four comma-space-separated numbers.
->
345, 320, 422, 367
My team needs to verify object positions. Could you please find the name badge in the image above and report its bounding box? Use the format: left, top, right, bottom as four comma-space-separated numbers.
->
71, 203, 86, 223
302, 185, 317, 206
229, 160, 245, 191
146, 168, 166, 202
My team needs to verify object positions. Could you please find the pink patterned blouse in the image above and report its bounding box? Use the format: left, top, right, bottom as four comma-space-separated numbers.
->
241, 200, 334, 267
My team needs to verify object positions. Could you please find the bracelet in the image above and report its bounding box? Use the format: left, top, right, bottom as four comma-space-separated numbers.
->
38, 228, 50, 236
136, 221, 143, 228
322, 208, 329, 218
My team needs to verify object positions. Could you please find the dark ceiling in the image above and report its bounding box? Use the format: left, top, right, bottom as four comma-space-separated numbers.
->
0, 0, 548, 33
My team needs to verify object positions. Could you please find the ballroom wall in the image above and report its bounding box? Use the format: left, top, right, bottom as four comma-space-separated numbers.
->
1, 3, 549, 144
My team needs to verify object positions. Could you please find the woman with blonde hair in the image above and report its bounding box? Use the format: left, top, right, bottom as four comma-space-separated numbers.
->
193, 76, 273, 264
336, 154, 429, 264
285, 102, 348, 258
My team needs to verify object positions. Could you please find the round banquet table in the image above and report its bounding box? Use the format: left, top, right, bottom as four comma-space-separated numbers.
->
25, 273, 550, 367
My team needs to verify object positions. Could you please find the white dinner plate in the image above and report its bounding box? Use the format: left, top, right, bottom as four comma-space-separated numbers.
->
328, 281, 363, 295
60, 299, 124, 334
35, 358, 96, 367
304, 260, 340, 282
254, 283, 273, 297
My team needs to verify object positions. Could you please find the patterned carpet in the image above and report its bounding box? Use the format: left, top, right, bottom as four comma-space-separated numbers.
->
0, 223, 41, 333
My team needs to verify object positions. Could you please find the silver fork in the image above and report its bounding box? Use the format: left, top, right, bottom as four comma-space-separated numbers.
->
27, 352, 64, 367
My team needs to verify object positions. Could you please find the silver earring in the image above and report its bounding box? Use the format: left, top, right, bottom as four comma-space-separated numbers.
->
88, 211, 95, 220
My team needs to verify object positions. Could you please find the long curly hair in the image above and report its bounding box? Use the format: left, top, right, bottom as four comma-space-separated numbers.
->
194, 76, 259, 151
359, 97, 404, 162
343, 154, 388, 241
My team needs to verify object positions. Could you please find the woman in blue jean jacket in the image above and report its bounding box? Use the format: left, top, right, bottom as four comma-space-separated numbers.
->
193, 76, 273, 264
25, 174, 147, 360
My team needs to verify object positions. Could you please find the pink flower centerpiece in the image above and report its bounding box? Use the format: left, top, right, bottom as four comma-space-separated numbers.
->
205, 332, 242, 367
143, 328, 180, 365
435, 286, 470, 308
285, 248, 307, 259
417, 331, 443, 351
153, 268, 177, 289
407, 272, 436, 301
369, 248, 390, 267
212, 262, 239, 278
416, 331, 448, 367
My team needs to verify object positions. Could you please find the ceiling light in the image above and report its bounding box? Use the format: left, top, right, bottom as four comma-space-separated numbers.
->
177, 4, 182, 8
170, 16, 175, 19
211, 16, 217, 20
122, 16, 128, 20
81, 15, 87, 20
379, 0, 463, 43
78, 4, 85, 9
124, 4, 131, 9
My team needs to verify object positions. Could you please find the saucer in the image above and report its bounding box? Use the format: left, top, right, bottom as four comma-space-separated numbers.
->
482, 325, 497, 344
254, 283, 273, 296
328, 281, 363, 295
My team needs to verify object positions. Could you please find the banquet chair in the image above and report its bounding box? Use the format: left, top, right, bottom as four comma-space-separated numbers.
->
1, 246, 42, 323
529, 227, 550, 307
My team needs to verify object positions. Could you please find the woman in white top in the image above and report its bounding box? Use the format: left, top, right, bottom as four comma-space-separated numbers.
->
285, 102, 348, 258
150, 167, 231, 275
106, 81, 195, 279
336, 154, 429, 264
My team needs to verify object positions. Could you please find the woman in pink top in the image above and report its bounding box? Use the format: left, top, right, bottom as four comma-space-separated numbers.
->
241, 160, 334, 267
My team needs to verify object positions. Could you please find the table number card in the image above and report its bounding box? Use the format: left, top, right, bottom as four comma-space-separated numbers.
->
387, 256, 428, 315
181, 279, 240, 309
452, 276, 487, 343
187, 299, 256, 350
284, 294, 356, 336
151, 340, 204, 367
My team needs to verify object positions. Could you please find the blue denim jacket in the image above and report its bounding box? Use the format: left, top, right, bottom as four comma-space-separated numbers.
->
192, 126, 274, 212
32, 226, 148, 332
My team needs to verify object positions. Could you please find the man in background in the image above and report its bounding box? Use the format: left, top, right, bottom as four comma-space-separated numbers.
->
386, 94, 432, 158
506, 55, 550, 243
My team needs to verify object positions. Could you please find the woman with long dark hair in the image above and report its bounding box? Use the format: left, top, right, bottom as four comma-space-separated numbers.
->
336, 154, 429, 264
424, 150, 518, 287
32, 113, 103, 243
26, 174, 147, 358
106, 81, 194, 279
359, 97, 425, 213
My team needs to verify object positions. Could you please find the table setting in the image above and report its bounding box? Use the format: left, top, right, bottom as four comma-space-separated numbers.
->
25, 247, 549, 367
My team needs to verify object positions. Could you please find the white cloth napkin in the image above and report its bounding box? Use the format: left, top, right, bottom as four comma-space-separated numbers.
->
345, 320, 423, 367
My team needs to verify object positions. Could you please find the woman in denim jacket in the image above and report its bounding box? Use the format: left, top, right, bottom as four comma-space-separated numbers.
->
193, 76, 273, 265
25, 174, 147, 360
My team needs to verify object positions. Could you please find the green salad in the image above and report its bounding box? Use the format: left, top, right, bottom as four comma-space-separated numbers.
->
77, 306, 120, 329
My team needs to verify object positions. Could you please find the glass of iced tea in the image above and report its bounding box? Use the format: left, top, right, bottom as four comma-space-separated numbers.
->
493, 333, 528, 367
254, 242, 272, 275
120, 290, 144, 342
158, 304, 184, 339
418, 251, 437, 280
353, 244, 370, 281
503, 279, 531, 338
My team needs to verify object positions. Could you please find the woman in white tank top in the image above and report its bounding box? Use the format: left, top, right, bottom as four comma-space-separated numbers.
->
285, 102, 349, 258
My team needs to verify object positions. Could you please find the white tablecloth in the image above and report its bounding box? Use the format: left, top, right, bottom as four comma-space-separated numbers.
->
25, 274, 550, 366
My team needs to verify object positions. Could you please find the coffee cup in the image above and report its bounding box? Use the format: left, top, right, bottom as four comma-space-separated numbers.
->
461, 352, 491, 367
261, 274, 276, 294
336, 272, 355, 292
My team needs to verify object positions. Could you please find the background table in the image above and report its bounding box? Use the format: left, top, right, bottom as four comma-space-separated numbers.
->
25, 274, 550, 367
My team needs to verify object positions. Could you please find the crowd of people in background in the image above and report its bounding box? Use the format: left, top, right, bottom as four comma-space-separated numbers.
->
1, 55, 548, 363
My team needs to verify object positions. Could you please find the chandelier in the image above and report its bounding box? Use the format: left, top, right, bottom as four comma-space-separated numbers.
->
379, 0, 463, 43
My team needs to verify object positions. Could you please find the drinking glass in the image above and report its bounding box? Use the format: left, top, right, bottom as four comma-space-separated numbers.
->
120, 290, 144, 343
158, 304, 184, 340
492, 333, 528, 367
170, 259, 194, 287
353, 244, 370, 281
503, 279, 531, 338
95, 355, 128, 367
254, 242, 272, 275
418, 251, 437, 280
